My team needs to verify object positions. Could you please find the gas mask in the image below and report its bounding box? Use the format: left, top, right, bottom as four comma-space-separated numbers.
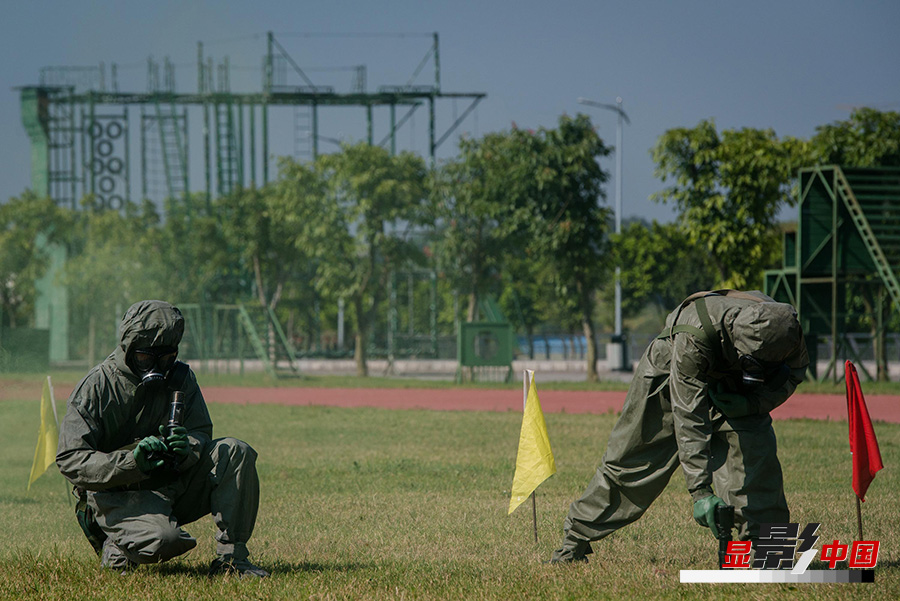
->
130, 346, 178, 387
739, 354, 790, 391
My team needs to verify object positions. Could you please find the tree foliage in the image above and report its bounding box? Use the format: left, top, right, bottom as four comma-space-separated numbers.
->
435, 114, 612, 380
6, 107, 900, 374
313, 143, 428, 376
63, 197, 167, 358
811, 108, 900, 167
431, 130, 534, 321
611, 219, 718, 319
521, 115, 612, 380
651, 120, 811, 289
0, 192, 70, 328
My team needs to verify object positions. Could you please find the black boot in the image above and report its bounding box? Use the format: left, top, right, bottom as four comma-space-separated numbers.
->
548, 536, 593, 564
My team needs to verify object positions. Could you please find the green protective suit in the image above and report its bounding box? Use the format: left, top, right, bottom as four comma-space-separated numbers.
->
56, 300, 261, 569
552, 290, 809, 562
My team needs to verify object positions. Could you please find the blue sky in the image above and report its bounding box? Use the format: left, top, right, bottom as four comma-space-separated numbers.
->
3, 0, 899, 223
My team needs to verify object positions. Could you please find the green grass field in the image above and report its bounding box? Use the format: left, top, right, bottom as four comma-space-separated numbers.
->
2, 381, 898, 600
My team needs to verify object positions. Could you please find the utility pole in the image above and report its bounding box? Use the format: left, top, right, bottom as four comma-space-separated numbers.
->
577, 96, 631, 371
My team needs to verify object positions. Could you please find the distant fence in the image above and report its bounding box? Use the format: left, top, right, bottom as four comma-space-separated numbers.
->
516, 333, 657, 363
517, 332, 900, 368
0, 327, 50, 372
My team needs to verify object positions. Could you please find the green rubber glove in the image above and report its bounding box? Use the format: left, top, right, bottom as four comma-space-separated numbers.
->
693, 494, 726, 538
708, 383, 752, 418
133, 435, 167, 473
161, 425, 191, 459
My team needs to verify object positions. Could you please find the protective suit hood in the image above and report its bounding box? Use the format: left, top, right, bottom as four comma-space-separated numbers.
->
114, 300, 185, 379
730, 302, 805, 368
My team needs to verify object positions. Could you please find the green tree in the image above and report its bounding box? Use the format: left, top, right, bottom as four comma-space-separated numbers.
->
274, 158, 336, 354
64, 197, 166, 362
651, 120, 811, 288
433, 116, 612, 380
611, 220, 718, 321
0, 191, 70, 328
523, 114, 612, 381
432, 132, 533, 322
213, 164, 326, 359
497, 253, 548, 360
157, 192, 243, 305
811, 107, 900, 167
313, 144, 428, 377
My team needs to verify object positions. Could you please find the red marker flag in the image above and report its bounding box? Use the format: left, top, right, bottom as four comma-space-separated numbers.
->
845, 361, 884, 501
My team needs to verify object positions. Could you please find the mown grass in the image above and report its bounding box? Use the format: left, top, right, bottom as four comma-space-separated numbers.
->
2, 390, 898, 600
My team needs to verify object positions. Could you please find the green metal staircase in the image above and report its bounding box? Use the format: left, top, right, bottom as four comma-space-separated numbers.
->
177, 303, 299, 378
833, 166, 900, 310
766, 165, 900, 381
236, 304, 299, 377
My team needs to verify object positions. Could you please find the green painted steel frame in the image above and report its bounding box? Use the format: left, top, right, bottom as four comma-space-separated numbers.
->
766, 165, 900, 382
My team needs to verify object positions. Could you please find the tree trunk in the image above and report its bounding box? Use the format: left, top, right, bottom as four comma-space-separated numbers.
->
876, 329, 888, 382
354, 297, 368, 377
88, 313, 96, 368
876, 299, 889, 382
583, 318, 598, 382
861, 289, 889, 382
467, 290, 478, 322
581, 286, 599, 382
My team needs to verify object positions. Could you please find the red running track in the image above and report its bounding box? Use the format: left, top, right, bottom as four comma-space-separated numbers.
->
199, 387, 900, 424
8, 383, 896, 423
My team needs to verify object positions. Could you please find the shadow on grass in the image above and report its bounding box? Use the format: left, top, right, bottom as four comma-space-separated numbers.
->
872, 558, 900, 569
0, 496, 41, 505
152, 559, 373, 577
267, 560, 374, 575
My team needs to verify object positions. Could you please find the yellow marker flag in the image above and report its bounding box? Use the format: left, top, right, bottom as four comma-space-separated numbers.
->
28, 376, 60, 490
508, 372, 556, 514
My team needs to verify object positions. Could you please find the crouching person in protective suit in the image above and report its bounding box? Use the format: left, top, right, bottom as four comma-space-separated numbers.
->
551, 290, 809, 563
57, 300, 268, 577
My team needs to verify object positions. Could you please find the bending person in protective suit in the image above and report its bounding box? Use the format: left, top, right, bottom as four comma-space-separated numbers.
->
57, 300, 268, 577
551, 290, 809, 563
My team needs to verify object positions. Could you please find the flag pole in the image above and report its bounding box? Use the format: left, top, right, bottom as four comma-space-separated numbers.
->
525, 369, 538, 543
856, 497, 863, 542
47, 376, 72, 505
846, 360, 883, 542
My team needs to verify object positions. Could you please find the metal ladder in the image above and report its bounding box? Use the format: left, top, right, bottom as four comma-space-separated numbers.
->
236, 304, 300, 377
215, 102, 239, 195
834, 166, 900, 310
153, 101, 187, 201
236, 304, 276, 378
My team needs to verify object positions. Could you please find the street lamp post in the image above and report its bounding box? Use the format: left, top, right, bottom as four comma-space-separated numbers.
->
577, 96, 631, 371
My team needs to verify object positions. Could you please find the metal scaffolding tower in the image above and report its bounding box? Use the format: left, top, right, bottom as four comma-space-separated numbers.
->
19, 32, 485, 364
20, 31, 486, 210
765, 166, 900, 381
